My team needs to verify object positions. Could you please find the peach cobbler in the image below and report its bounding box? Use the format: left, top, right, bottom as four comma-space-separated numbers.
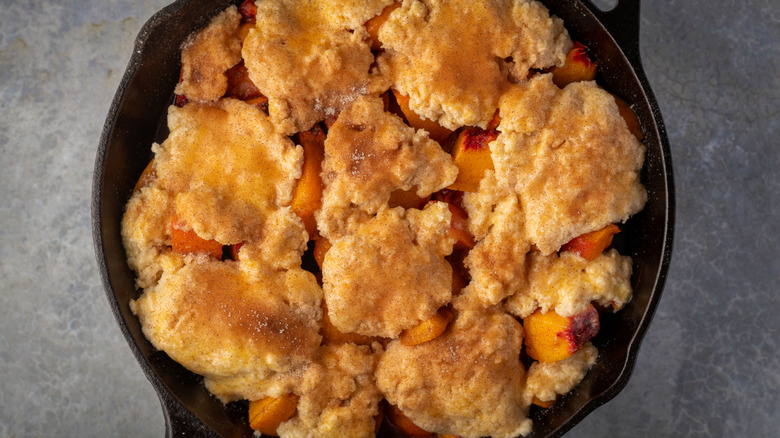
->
122, 0, 646, 436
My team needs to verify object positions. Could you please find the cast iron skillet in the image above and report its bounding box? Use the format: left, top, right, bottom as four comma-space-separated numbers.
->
92, 0, 674, 436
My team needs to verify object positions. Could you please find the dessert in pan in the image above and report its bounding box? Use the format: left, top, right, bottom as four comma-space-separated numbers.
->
121, 0, 647, 436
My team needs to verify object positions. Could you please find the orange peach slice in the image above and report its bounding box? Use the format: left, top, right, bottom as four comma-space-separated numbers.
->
551, 42, 597, 88
290, 124, 326, 239
430, 191, 475, 250
386, 404, 432, 437
532, 396, 555, 408
612, 94, 644, 141
524, 305, 600, 363
313, 237, 332, 270
248, 394, 299, 436
447, 128, 498, 193
561, 224, 620, 261
224, 61, 264, 101
388, 188, 430, 210
365, 2, 402, 50
170, 214, 223, 260
132, 158, 156, 193
400, 307, 454, 347
392, 89, 453, 144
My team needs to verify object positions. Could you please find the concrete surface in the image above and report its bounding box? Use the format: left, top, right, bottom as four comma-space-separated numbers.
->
0, 0, 778, 436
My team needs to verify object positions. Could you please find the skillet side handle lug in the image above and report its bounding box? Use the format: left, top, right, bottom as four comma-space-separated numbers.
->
585, 0, 642, 67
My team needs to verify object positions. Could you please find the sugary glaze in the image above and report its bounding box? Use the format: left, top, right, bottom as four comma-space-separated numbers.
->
121, 0, 647, 436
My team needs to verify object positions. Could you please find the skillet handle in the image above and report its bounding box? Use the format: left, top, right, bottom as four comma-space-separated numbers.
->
584, 0, 642, 67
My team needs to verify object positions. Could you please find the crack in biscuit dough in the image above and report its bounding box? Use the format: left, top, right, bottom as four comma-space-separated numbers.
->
153, 98, 302, 244
317, 94, 457, 238
175, 6, 244, 102
322, 205, 454, 338
376, 308, 532, 438
242, 0, 393, 134
377, 0, 571, 130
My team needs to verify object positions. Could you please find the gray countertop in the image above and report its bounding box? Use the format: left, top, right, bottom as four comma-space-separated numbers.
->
1, 0, 778, 436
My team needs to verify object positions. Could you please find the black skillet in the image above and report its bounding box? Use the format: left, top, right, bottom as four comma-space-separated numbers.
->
92, 0, 674, 436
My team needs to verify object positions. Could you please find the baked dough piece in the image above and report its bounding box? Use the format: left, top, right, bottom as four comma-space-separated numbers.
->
493, 80, 646, 254
242, 0, 392, 134
317, 94, 457, 238
277, 343, 381, 438
375, 308, 532, 438
130, 255, 322, 403
175, 6, 243, 102
457, 172, 530, 308
153, 98, 302, 244
122, 185, 175, 289
524, 343, 598, 404
377, 0, 570, 130
322, 204, 454, 338
505, 249, 633, 318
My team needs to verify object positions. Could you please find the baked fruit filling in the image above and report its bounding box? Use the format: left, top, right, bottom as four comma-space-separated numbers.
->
122, 0, 647, 436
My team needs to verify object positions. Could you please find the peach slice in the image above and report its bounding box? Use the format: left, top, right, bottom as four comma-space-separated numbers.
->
224, 61, 264, 101
290, 124, 326, 239
429, 191, 475, 250
386, 404, 432, 437
388, 188, 430, 210
400, 307, 454, 346
532, 396, 555, 408
238, 0, 257, 23
551, 42, 597, 88
523, 305, 600, 363
170, 214, 223, 260
132, 158, 156, 193
447, 128, 498, 193
612, 94, 644, 141
365, 2, 402, 50
313, 237, 332, 270
560, 224, 620, 261
248, 394, 299, 436
391, 89, 453, 144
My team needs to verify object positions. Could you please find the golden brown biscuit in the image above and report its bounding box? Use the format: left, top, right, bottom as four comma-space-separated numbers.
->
277, 343, 382, 438
130, 257, 322, 403
505, 249, 633, 318
377, 0, 570, 130
317, 94, 457, 238
175, 6, 244, 102
524, 343, 598, 404
242, 0, 392, 134
322, 205, 454, 338
491, 80, 646, 254
153, 98, 302, 244
376, 308, 532, 438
